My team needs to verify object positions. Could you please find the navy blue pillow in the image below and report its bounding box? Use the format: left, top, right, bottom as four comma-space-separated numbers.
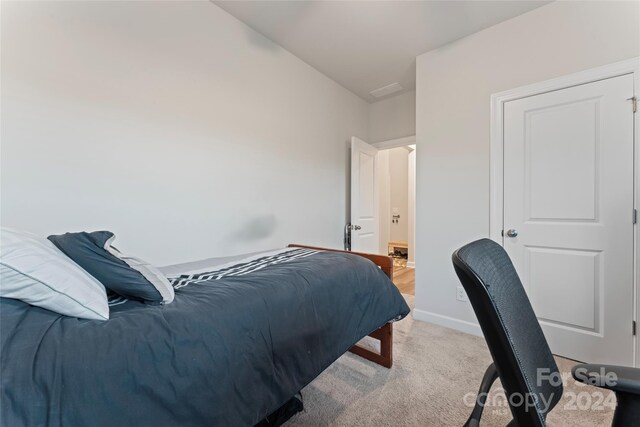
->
48, 231, 173, 304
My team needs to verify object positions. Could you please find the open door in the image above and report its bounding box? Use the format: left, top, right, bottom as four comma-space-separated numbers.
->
350, 136, 379, 253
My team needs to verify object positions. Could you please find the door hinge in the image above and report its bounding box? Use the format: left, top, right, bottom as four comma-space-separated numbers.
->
633, 321, 637, 336
501, 229, 504, 237
628, 96, 637, 113
634, 209, 638, 225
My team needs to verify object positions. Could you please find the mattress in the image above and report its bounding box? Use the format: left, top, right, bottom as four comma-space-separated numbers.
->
158, 248, 284, 276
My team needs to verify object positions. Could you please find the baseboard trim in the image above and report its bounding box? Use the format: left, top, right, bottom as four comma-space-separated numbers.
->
406, 262, 415, 268
413, 309, 483, 337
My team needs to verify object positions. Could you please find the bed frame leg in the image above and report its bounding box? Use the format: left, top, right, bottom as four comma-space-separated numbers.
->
348, 323, 393, 368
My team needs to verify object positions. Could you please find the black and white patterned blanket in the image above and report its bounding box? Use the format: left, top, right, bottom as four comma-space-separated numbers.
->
170, 248, 318, 289
107, 248, 318, 306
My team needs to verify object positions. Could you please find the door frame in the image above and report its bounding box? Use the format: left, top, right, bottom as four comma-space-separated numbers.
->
489, 57, 640, 366
371, 135, 416, 150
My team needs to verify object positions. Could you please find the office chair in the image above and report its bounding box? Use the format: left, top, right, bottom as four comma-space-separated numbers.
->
452, 238, 640, 427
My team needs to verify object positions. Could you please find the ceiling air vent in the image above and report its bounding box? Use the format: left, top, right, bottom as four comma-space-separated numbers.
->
369, 82, 403, 99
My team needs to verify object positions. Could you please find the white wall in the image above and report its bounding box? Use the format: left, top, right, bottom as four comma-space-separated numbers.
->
388, 147, 409, 243
414, 1, 640, 332
368, 90, 416, 143
1, 1, 370, 265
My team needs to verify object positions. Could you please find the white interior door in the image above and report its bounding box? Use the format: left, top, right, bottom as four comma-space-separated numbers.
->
351, 136, 379, 253
503, 74, 635, 365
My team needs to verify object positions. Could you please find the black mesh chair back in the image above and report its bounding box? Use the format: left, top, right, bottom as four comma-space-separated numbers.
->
452, 239, 562, 426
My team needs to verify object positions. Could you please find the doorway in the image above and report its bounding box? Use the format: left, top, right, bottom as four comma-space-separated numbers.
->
491, 59, 639, 366
378, 145, 416, 295
350, 136, 416, 295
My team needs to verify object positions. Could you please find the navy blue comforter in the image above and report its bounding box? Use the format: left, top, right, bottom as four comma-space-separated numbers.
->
0, 249, 409, 426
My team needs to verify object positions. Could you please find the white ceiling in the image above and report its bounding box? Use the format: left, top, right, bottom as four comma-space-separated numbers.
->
214, 1, 551, 102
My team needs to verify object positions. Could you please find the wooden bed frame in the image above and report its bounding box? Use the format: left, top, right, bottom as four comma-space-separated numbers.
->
288, 244, 395, 368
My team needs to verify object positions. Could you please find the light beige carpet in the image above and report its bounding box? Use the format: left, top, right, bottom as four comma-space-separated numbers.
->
288, 295, 614, 426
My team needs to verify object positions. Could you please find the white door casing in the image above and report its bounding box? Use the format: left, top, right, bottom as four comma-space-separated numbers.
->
502, 74, 634, 365
377, 150, 391, 256
408, 148, 416, 267
351, 136, 379, 253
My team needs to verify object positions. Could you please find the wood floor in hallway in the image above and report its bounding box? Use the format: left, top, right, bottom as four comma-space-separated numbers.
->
393, 265, 414, 295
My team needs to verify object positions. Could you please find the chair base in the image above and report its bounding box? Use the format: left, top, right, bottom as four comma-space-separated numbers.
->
464, 363, 499, 427
613, 391, 640, 427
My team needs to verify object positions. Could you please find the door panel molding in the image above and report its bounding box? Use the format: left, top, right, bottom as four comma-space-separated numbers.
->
490, 57, 640, 366
351, 136, 379, 254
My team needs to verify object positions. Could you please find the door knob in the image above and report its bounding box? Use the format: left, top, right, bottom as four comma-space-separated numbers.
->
505, 229, 518, 238
353, 225, 362, 231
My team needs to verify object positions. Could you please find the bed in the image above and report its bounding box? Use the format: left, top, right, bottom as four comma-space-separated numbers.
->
0, 244, 410, 426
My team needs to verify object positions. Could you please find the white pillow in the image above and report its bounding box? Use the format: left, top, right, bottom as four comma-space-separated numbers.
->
0, 227, 109, 320
102, 233, 175, 304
